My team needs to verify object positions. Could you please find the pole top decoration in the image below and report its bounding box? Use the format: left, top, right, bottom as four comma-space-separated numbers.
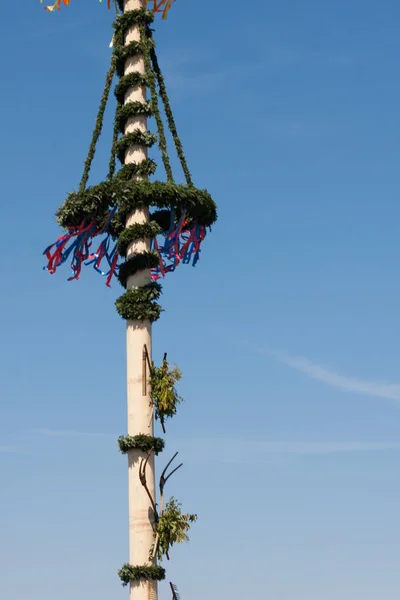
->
40, 0, 176, 19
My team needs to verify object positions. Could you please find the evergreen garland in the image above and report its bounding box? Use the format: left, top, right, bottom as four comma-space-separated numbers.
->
114, 71, 149, 104
118, 564, 165, 586
108, 108, 119, 180
114, 40, 149, 78
79, 58, 116, 194
116, 180, 217, 226
141, 25, 173, 183
115, 101, 153, 134
115, 282, 163, 321
118, 434, 165, 455
113, 9, 154, 41
117, 251, 160, 288
117, 222, 162, 257
150, 47, 193, 186
114, 129, 157, 163
56, 177, 216, 231
114, 159, 158, 182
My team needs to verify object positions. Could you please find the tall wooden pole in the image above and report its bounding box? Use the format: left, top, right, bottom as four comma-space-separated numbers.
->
123, 1, 157, 599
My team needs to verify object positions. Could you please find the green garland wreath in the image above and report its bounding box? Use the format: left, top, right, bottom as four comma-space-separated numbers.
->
115, 282, 163, 320
117, 222, 162, 257
118, 564, 165, 586
56, 180, 216, 237
117, 251, 160, 288
118, 434, 165, 455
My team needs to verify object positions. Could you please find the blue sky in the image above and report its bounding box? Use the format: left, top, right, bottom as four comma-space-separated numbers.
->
1, 0, 400, 598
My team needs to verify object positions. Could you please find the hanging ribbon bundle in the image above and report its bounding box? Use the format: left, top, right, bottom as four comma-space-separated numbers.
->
43, 208, 119, 286
44, 209, 206, 286
151, 212, 206, 280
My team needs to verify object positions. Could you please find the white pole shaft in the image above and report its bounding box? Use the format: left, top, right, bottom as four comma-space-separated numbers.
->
123, 1, 157, 600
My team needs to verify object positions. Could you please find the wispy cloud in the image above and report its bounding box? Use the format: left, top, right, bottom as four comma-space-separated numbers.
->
253, 344, 400, 402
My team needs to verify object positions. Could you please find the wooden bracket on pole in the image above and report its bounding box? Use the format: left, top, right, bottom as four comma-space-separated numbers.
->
142, 344, 152, 396
151, 452, 183, 560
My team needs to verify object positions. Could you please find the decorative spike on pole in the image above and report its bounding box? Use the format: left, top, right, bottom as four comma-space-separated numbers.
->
41, 0, 217, 598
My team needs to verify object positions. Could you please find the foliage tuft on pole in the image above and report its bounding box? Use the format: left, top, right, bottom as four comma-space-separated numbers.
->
150, 356, 183, 433
151, 497, 197, 561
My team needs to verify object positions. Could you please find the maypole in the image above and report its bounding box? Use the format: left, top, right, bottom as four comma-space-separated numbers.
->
123, 2, 158, 599
41, 0, 217, 598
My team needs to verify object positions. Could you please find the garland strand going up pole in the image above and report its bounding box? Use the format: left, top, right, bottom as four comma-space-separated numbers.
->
79, 59, 116, 194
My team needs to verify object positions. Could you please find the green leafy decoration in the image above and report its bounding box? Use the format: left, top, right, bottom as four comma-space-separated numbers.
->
150, 357, 183, 432
114, 129, 157, 163
55, 182, 115, 229
151, 497, 197, 562
117, 222, 162, 257
150, 47, 193, 186
141, 25, 173, 183
114, 159, 158, 182
108, 105, 120, 181
115, 101, 153, 134
116, 180, 217, 227
113, 9, 154, 44
118, 564, 165, 586
115, 71, 149, 104
118, 434, 165, 455
79, 57, 115, 194
55, 179, 217, 232
117, 251, 160, 288
113, 40, 150, 78
115, 282, 163, 321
